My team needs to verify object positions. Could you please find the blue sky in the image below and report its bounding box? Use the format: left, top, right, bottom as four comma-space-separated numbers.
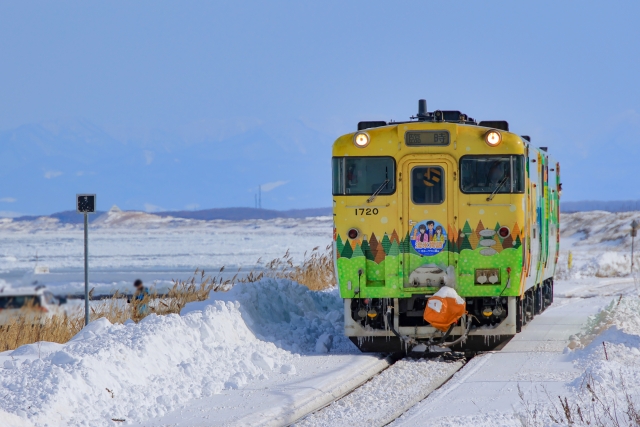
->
1, 1, 639, 215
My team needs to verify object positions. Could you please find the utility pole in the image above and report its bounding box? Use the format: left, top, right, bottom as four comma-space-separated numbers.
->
258, 185, 262, 209
632, 219, 638, 274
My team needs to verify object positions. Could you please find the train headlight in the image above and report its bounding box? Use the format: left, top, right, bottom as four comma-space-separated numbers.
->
485, 130, 502, 147
353, 132, 370, 148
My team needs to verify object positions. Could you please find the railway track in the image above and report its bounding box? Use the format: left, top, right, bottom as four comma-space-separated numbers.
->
291, 352, 470, 427
291, 293, 563, 427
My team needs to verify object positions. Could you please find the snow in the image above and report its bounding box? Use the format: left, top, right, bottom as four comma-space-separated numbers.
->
558, 211, 640, 279
3, 211, 640, 426
0, 279, 364, 427
182, 278, 354, 354
137, 354, 389, 427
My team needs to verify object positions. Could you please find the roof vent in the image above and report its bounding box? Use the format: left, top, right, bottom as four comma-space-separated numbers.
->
479, 120, 509, 131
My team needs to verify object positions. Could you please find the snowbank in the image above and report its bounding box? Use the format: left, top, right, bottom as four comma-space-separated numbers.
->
183, 278, 352, 354
0, 279, 351, 427
516, 296, 640, 426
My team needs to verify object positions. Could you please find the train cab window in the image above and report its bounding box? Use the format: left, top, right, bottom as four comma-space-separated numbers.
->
460, 155, 525, 194
332, 157, 395, 196
411, 166, 444, 204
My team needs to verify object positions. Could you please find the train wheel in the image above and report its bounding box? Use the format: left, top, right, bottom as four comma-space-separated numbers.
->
542, 280, 551, 310
524, 290, 535, 323
534, 285, 543, 315
516, 297, 524, 333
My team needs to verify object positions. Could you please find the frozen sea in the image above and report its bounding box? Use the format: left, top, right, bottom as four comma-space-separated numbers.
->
0, 211, 333, 296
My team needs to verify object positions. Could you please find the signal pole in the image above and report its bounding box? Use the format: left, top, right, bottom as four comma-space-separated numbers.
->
76, 194, 96, 326
84, 212, 89, 325
632, 220, 638, 274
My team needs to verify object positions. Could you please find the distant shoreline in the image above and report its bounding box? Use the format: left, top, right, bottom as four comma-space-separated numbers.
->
10, 206, 333, 224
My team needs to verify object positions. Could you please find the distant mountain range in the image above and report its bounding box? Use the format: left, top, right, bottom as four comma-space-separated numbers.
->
0, 118, 336, 215
13, 206, 333, 224
10, 199, 640, 225
157, 207, 332, 221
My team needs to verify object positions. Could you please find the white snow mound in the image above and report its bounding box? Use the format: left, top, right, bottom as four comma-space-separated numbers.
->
0, 278, 350, 427
183, 277, 352, 354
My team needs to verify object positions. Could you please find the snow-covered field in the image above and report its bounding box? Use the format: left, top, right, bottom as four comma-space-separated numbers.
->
557, 210, 640, 279
1, 210, 640, 426
0, 209, 332, 295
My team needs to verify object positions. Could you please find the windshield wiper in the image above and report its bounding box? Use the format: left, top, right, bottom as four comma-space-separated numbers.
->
367, 179, 390, 203
486, 175, 509, 202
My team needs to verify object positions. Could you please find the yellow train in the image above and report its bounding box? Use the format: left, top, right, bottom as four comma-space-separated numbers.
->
332, 100, 560, 352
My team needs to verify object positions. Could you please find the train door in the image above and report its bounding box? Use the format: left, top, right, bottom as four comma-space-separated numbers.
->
545, 160, 560, 280
540, 156, 550, 277
400, 156, 457, 287
525, 149, 543, 290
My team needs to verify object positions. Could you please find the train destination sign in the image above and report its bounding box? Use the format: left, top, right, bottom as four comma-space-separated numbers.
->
405, 130, 450, 146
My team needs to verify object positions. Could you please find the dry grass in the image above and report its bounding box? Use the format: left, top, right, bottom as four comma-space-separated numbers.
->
0, 246, 335, 352
518, 372, 640, 427
0, 292, 131, 353
241, 244, 335, 291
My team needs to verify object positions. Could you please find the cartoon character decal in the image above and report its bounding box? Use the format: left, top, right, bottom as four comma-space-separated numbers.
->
410, 220, 447, 256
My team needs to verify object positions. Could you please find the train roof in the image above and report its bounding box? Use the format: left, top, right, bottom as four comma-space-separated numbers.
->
357, 99, 531, 142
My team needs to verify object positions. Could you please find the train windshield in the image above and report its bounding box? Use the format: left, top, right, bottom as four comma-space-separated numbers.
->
460, 155, 524, 194
332, 157, 396, 195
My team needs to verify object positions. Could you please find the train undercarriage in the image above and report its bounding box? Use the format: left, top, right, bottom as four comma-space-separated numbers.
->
347, 279, 554, 353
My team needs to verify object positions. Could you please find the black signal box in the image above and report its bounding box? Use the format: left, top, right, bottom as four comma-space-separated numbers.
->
76, 194, 96, 214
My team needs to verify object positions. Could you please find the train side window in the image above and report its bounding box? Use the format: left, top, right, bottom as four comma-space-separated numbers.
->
512, 155, 525, 192
411, 166, 444, 204
332, 158, 345, 195
460, 155, 525, 194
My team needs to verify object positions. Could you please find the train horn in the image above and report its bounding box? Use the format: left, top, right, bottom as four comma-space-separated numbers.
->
417, 99, 428, 119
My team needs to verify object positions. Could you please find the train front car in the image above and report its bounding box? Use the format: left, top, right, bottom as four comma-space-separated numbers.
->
332, 101, 560, 352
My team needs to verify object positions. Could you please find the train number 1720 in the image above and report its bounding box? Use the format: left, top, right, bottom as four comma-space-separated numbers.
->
355, 208, 379, 216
